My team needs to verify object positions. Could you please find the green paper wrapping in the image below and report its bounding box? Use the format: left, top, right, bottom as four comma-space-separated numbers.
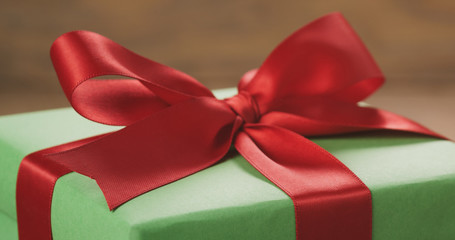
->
1, 88, 455, 239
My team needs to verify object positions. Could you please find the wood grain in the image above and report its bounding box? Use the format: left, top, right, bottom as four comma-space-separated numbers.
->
1, 0, 454, 138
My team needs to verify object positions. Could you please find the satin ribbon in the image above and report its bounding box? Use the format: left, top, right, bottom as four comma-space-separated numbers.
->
16, 13, 444, 240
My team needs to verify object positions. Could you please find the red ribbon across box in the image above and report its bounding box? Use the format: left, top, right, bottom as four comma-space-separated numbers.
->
16, 13, 444, 240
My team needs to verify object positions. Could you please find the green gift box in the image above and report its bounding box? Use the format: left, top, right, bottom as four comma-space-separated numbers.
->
1, 88, 455, 240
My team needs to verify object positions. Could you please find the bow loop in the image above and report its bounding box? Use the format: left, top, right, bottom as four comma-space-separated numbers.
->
241, 13, 384, 114
51, 30, 214, 126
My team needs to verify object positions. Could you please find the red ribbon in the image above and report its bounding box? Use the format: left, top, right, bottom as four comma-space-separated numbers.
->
16, 13, 443, 240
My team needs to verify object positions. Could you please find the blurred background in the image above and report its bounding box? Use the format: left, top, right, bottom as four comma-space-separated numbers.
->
1, 0, 454, 138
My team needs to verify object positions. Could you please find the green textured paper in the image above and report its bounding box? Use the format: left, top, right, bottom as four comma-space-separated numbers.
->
1, 88, 455, 239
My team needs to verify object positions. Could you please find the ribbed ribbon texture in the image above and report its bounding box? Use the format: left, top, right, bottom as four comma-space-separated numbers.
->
16, 13, 443, 240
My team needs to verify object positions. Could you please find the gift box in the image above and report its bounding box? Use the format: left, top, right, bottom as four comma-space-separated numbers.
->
3, 13, 455, 240
1, 87, 455, 240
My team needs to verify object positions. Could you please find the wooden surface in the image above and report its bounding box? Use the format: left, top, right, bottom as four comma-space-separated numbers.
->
1, 0, 454, 138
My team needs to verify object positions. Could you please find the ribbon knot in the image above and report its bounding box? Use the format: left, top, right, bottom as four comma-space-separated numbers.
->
224, 91, 260, 124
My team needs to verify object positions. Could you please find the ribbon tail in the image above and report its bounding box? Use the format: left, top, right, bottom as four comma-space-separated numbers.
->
364, 107, 447, 139
260, 97, 447, 139
44, 98, 239, 210
16, 98, 239, 240
16, 134, 106, 240
234, 124, 371, 240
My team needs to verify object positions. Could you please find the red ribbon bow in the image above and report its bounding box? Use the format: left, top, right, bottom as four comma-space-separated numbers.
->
16, 13, 443, 240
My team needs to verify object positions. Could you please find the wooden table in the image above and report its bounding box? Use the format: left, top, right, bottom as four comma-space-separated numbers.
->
1, 0, 454, 138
